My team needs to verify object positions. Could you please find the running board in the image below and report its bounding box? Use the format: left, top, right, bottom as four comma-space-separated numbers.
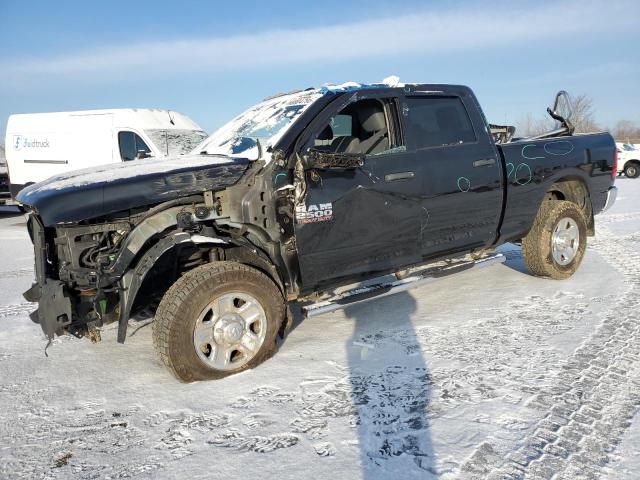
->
302, 253, 505, 318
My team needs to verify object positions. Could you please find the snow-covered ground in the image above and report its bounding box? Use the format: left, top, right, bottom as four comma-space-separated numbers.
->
0, 179, 639, 480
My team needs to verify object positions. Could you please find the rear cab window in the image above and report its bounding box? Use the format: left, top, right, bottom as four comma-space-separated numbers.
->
118, 131, 151, 161
403, 97, 477, 150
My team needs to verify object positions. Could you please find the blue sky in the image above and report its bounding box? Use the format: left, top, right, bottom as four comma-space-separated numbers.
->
1, 0, 639, 139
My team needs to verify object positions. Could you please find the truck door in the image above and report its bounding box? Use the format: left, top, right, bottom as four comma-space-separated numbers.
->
294, 92, 425, 288
401, 92, 503, 257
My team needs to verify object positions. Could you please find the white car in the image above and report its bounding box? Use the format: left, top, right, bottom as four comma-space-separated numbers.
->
5, 109, 207, 199
616, 142, 640, 178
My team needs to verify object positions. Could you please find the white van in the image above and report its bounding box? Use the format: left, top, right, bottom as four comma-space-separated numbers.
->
4, 109, 207, 199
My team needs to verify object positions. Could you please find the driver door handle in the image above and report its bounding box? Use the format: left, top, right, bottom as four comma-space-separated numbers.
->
385, 171, 415, 182
473, 158, 496, 167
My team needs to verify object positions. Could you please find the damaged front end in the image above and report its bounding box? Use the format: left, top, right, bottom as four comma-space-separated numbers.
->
17, 153, 254, 343
23, 213, 129, 340
20, 177, 292, 345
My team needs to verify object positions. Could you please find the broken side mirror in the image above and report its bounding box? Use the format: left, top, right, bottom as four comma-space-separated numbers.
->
549, 90, 573, 121
305, 149, 365, 170
546, 90, 575, 135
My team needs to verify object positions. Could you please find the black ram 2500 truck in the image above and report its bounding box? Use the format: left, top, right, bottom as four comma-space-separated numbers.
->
17, 82, 617, 382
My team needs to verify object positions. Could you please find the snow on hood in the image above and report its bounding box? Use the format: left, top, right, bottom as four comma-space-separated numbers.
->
22, 154, 240, 196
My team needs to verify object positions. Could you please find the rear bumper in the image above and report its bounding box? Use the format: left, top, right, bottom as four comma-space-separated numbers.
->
602, 186, 618, 212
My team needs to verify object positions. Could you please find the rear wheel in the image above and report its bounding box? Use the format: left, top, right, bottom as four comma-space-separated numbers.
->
152, 261, 285, 382
624, 162, 640, 179
522, 200, 587, 279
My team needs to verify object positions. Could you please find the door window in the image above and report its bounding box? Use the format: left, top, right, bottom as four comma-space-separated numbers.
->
312, 99, 404, 156
405, 97, 476, 149
118, 131, 151, 161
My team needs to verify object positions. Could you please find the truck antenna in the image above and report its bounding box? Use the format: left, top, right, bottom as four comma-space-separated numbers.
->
167, 110, 175, 125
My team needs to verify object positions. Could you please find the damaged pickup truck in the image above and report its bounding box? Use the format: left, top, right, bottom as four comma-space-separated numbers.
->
17, 81, 618, 382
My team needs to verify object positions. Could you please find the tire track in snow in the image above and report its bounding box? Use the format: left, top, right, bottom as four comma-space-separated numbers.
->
0, 267, 34, 279
597, 211, 640, 225
462, 224, 640, 479
0, 302, 36, 318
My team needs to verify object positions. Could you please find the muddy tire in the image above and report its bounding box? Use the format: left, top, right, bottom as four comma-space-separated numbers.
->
522, 200, 587, 280
624, 162, 640, 179
152, 261, 285, 382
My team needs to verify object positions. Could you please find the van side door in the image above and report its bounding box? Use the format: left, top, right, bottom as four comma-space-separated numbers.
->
401, 89, 503, 257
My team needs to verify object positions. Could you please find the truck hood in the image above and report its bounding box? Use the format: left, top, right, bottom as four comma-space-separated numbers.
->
17, 154, 250, 226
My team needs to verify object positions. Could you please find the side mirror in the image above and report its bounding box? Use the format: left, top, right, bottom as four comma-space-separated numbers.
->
136, 150, 151, 160
306, 149, 365, 170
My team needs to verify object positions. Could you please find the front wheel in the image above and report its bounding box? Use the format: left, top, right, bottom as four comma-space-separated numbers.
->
522, 200, 587, 279
152, 261, 285, 382
624, 162, 640, 179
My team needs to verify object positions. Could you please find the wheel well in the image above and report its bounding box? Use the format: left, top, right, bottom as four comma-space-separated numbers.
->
130, 242, 210, 317
624, 159, 640, 167
544, 179, 594, 235
129, 242, 285, 317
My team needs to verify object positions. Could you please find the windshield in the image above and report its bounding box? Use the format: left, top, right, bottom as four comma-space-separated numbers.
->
145, 129, 208, 156
193, 90, 322, 161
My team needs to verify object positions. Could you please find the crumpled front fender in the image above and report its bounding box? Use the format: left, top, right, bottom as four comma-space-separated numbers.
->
116, 232, 228, 343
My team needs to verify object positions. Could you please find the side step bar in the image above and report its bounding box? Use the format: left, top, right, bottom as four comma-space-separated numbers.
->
302, 253, 505, 318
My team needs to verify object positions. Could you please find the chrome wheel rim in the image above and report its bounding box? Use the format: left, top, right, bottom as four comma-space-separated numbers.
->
628, 166, 637, 177
193, 292, 267, 371
551, 217, 580, 266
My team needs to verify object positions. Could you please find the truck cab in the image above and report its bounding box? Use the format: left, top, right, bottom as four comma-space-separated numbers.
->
290, 85, 503, 288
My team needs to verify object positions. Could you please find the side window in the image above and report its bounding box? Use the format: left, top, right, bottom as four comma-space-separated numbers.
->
330, 114, 353, 137
312, 98, 404, 156
135, 134, 150, 154
118, 131, 136, 161
314, 114, 352, 148
405, 97, 476, 149
118, 131, 151, 161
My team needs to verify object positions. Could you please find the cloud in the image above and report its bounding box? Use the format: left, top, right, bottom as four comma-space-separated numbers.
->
1, 0, 636, 86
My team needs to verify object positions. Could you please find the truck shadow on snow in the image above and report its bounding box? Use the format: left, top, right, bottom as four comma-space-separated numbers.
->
343, 292, 437, 479
496, 243, 529, 276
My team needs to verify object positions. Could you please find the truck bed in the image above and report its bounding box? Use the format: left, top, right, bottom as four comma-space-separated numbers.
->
497, 132, 615, 243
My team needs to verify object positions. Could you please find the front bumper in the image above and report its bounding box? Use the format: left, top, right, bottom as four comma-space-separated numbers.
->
24, 280, 73, 338
24, 215, 73, 338
602, 186, 618, 212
